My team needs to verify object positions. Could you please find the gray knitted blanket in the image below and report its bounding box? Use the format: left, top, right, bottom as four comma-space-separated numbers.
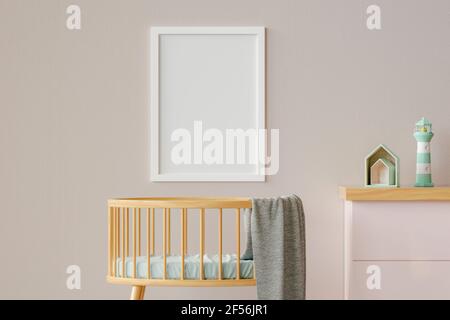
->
242, 195, 306, 300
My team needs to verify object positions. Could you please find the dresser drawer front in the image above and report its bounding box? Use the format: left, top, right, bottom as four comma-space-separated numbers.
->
350, 261, 450, 300
352, 201, 450, 260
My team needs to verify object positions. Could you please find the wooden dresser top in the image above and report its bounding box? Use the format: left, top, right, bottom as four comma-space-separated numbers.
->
340, 187, 450, 201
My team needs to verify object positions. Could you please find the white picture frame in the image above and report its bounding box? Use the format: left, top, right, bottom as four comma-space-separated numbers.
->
150, 27, 265, 182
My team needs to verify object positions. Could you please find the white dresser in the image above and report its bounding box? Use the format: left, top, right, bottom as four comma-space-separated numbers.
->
341, 187, 450, 299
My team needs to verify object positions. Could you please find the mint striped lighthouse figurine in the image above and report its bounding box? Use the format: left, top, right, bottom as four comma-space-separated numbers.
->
414, 117, 434, 187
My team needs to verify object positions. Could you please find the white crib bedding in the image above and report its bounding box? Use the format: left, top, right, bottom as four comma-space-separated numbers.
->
115, 254, 254, 280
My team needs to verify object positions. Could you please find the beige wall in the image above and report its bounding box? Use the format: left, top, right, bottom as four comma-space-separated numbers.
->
0, 0, 449, 299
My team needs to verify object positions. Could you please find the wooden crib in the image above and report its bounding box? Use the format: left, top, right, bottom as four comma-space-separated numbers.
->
107, 197, 256, 300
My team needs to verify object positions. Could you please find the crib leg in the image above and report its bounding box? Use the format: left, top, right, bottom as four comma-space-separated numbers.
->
130, 286, 146, 300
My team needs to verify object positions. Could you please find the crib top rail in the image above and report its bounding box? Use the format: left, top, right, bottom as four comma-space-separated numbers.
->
108, 197, 252, 209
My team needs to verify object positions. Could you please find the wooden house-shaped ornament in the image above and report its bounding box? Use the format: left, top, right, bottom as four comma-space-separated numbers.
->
365, 144, 399, 187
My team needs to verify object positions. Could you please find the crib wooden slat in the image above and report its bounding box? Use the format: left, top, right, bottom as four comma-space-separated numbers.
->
108, 207, 113, 276
137, 208, 141, 256
117, 208, 120, 259
114, 207, 118, 277
116, 207, 119, 276
218, 208, 223, 280
122, 208, 126, 278
202, 210, 205, 254
147, 208, 151, 279
167, 208, 171, 255
133, 208, 137, 279
184, 209, 188, 255
163, 208, 167, 280
126, 208, 129, 256
200, 208, 205, 280
151, 208, 155, 255
181, 209, 185, 280
236, 208, 241, 280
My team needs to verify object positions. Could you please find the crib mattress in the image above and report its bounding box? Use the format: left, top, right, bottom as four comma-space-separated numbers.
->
115, 254, 254, 280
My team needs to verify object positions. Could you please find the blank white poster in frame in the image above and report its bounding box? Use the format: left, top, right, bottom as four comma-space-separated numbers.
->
150, 27, 265, 181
